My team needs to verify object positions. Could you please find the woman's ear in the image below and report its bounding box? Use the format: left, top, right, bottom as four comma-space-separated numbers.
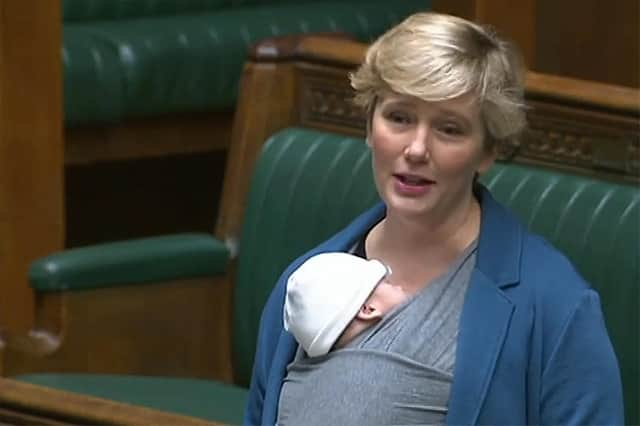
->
356, 303, 383, 321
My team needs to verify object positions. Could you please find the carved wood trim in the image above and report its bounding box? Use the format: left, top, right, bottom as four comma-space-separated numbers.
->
508, 102, 640, 183
274, 38, 640, 183
297, 73, 365, 136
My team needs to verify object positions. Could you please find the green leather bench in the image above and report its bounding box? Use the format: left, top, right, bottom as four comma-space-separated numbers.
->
63, 0, 429, 125
17, 127, 639, 424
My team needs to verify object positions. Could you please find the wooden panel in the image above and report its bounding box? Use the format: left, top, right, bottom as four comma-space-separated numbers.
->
0, 0, 65, 332
65, 152, 226, 248
65, 112, 232, 166
0, 378, 221, 425
3, 277, 233, 382
536, 0, 639, 88
431, 0, 475, 19
432, 0, 536, 67
434, 0, 639, 88
215, 62, 297, 242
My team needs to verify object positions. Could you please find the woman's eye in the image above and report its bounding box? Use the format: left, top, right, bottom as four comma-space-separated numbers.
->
386, 112, 412, 125
438, 123, 464, 136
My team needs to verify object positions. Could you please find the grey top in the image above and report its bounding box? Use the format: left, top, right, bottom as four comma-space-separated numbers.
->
277, 240, 477, 426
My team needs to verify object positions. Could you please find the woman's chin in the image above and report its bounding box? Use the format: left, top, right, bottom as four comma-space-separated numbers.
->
384, 193, 436, 219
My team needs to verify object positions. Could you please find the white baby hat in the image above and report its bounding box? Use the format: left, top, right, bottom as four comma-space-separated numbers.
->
283, 252, 390, 357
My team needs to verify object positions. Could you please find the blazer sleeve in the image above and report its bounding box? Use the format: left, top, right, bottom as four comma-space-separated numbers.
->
540, 290, 624, 425
243, 315, 268, 426
244, 286, 285, 426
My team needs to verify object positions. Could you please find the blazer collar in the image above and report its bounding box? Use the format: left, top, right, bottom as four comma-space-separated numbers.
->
475, 185, 523, 289
335, 186, 525, 290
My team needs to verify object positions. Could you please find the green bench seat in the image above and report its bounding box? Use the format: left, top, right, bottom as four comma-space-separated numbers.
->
18, 127, 639, 424
63, 0, 429, 125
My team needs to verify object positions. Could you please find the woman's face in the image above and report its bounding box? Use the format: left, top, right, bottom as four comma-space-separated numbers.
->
369, 91, 495, 222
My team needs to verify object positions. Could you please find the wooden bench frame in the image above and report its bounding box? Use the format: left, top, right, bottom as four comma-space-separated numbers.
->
0, 1, 232, 340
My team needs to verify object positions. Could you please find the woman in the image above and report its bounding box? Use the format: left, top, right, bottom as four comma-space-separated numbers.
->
245, 12, 623, 425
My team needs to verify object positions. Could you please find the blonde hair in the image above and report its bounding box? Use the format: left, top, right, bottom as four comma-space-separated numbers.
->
350, 12, 527, 150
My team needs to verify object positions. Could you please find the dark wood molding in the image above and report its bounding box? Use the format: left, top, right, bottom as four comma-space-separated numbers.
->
251, 34, 365, 67
250, 32, 360, 64
65, 112, 233, 165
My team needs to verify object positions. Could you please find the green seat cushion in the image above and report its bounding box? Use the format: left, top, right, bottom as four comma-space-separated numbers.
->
234, 127, 639, 423
63, 0, 429, 124
16, 374, 247, 424
30, 233, 229, 292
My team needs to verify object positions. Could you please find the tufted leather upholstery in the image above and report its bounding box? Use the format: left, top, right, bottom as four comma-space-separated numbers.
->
63, 0, 235, 21
63, 27, 124, 125
235, 128, 379, 385
63, 0, 429, 124
62, 0, 380, 22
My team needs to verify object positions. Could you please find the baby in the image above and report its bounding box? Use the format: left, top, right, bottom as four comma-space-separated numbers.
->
284, 252, 406, 357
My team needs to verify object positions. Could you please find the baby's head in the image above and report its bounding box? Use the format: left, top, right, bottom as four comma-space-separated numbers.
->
284, 252, 406, 357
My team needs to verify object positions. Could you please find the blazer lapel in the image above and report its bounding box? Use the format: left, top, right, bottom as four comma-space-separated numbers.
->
263, 332, 297, 424
447, 187, 523, 425
446, 270, 515, 425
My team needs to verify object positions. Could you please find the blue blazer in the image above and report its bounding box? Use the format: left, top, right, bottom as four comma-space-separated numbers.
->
245, 187, 624, 425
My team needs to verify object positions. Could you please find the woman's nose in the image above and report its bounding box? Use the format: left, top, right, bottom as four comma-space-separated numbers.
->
403, 129, 430, 162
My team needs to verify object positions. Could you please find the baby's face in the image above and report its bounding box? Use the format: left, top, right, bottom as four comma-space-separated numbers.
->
335, 279, 407, 350
364, 279, 406, 315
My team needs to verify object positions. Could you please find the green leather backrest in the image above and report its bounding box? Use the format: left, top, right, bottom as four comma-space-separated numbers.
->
63, 27, 124, 125
63, 0, 429, 124
63, 0, 237, 22
234, 129, 379, 385
235, 127, 639, 423
62, 0, 388, 22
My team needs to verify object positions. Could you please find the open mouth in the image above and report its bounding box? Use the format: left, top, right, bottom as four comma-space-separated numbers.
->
394, 174, 435, 186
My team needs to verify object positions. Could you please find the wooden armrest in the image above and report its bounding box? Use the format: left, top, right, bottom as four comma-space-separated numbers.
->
0, 378, 221, 425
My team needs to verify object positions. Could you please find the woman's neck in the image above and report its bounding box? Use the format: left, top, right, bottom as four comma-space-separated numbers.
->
380, 196, 480, 252
365, 196, 481, 292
